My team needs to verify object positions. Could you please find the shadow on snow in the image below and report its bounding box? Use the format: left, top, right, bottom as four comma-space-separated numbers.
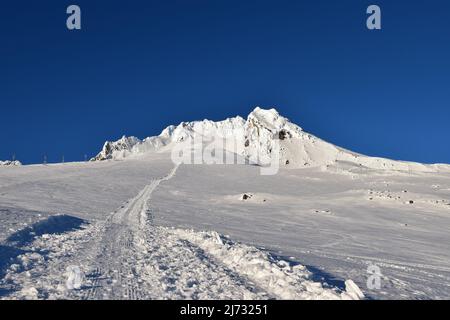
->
0, 214, 87, 296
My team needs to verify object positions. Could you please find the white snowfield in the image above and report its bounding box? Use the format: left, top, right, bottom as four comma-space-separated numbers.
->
1, 108, 450, 300
0, 160, 357, 300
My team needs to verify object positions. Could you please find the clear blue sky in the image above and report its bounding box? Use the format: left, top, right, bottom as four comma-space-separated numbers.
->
1, 0, 449, 164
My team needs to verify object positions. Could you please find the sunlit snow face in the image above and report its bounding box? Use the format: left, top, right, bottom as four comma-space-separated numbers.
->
170, 126, 280, 175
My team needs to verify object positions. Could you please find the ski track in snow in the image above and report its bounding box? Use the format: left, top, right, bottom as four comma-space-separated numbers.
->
0, 165, 353, 300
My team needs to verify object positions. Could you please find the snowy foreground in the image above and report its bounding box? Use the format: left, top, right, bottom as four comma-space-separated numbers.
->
0, 154, 449, 300
1, 108, 450, 300
0, 156, 364, 300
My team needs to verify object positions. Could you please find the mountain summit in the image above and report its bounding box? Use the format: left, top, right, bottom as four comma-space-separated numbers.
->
92, 107, 437, 172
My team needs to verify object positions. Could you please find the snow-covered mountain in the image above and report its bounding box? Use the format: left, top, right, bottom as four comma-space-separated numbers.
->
0, 160, 22, 166
91, 107, 439, 172
2, 109, 450, 300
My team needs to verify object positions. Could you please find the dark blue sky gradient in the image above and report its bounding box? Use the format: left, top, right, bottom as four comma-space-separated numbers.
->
1, 0, 449, 164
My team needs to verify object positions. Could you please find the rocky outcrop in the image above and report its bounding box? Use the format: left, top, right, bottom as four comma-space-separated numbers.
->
0, 160, 22, 166
90, 136, 141, 161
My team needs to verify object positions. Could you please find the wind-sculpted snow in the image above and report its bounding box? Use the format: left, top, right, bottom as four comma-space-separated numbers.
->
91, 107, 446, 173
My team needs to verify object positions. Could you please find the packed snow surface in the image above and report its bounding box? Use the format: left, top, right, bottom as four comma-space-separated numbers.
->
1, 108, 450, 300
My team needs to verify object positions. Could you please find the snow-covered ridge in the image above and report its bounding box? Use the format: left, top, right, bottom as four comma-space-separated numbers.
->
91, 136, 142, 162
91, 107, 443, 172
0, 160, 22, 166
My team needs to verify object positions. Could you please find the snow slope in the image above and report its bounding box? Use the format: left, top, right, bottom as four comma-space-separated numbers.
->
0, 161, 358, 300
151, 163, 450, 299
1, 154, 449, 299
92, 107, 444, 173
